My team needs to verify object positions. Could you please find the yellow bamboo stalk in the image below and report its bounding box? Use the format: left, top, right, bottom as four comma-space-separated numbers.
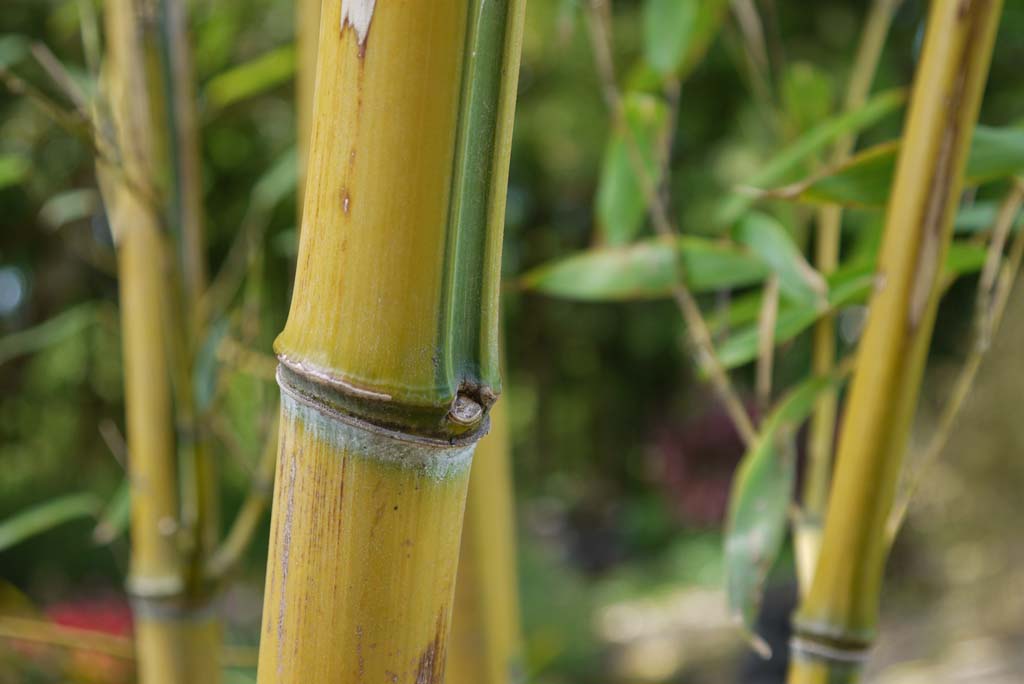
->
798, 0, 901, 594
788, 2, 1003, 682
98, 1, 220, 681
295, 0, 321, 205
258, 0, 527, 680
447, 397, 524, 684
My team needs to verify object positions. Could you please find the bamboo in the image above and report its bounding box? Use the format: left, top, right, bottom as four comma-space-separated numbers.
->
258, 0, 527, 680
447, 397, 524, 684
98, 1, 220, 680
788, 2, 1003, 682
799, 0, 901, 593
295, 0, 321, 205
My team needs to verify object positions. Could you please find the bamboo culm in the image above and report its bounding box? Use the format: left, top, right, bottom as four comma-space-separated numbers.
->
257, 0, 527, 681
788, 2, 1004, 682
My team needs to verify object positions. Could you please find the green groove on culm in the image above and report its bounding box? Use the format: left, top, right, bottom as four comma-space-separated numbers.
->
439, 0, 520, 407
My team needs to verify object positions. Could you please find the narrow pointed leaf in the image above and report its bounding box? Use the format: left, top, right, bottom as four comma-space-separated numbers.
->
203, 44, 296, 115
758, 126, 1024, 208
714, 88, 906, 228
92, 478, 131, 545
0, 494, 100, 552
0, 303, 97, 366
734, 212, 827, 306
643, 0, 729, 79
955, 200, 1024, 234
713, 241, 989, 369
596, 92, 668, 245
522, 236, 767, 301
725, 375, 844, 646
39, 188, 100, 228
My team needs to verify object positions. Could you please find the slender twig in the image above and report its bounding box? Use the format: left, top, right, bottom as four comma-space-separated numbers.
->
585, 0, 757, 445
205, 413, 279, 581
887, 181, 1024, 540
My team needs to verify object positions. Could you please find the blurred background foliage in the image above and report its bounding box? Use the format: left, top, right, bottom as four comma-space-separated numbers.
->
2, 0, 1024, 682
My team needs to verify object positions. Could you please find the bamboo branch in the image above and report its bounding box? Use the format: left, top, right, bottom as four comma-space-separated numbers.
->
584, 0, 757, 446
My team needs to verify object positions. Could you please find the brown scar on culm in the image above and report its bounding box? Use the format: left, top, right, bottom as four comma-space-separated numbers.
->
414, 612, 448, 684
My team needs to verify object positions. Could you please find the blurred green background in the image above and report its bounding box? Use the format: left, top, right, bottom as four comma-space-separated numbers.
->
2, 1, 1024, 682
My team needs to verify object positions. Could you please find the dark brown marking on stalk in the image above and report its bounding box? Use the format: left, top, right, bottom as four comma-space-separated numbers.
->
907, 0, 985, 331
414, 612, 449, 684
370, 501, 387, 538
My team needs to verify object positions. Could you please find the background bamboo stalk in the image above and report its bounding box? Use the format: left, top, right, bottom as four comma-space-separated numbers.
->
98, 1, 220, 680
258, 0, 527, 680
798, 0, 901, 593
447, 397, 524, 684
788, 2, 1004, 682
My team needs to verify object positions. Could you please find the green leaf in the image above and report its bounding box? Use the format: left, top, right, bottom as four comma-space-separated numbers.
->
522, 236, 767, 301
725, 375, 843, 650
93, 479, 131, 545
715, 88, 906, 228
252, 146, 298, 210
204, 44, 296, 115
0, 154, 29, 190
595, 92, 668, 246
955, 200, 1024, 234
781, 62, 835, 134
0, 303, 96, 366
734, 212, 826, 306
38, 188, 100, 228
714, 242, 990, 369
761, 125, 1024, 208
0, 493, 100, 552
645, 0, 730, 79
194, 318, 230, 412
967, 125, 1024, 182
0, 34, 29, 70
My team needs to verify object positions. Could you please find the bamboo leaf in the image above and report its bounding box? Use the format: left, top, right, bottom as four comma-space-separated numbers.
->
759, 126, 1024, 208
642, 0, 729, 79
734, 212, 827, 306
714, 88, 906, 228
203, 44, 296, 116
39, 188, 100, 228
92, 478, 131, 545
0, 494, 100, 552
714, 242, 989, 369
596, 92, 667, 245
725, 375, 842, 650
521, 236, 767, 301
0, 154, 29, 190
0, 303, 96, 366
955, 200, 1024, 234
0, 34, 30, 70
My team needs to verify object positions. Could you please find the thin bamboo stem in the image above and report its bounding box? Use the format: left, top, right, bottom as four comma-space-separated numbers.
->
98, 1, 220, 680
788, 3, 1004, 682
584, 0, 757, 446
447, 396, 524, 684
799, 0, 901, 593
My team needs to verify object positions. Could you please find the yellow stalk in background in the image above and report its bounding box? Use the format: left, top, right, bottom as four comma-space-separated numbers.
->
258, 0, 527, 680
788, 2, 1003, 682
448, 397, 524, 684
798, 0, 901, 593
98, 1, 219, 681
